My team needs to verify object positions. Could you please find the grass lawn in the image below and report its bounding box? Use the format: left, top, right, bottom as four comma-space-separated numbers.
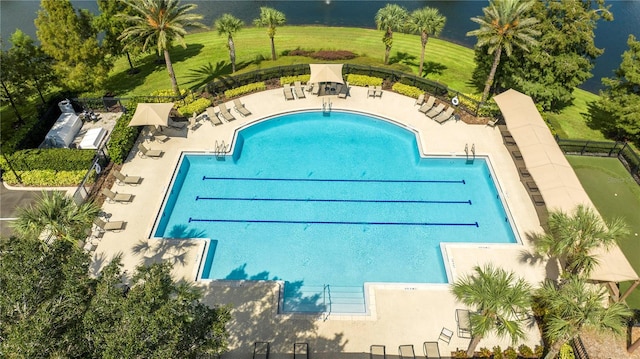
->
567, 155, 640, 308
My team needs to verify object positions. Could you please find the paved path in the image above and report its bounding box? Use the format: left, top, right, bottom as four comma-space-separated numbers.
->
0, 182, 48, 237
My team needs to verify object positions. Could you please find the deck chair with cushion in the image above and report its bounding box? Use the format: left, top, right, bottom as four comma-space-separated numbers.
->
439, 327, 453, 344
253, 341, 270, 359
415, 93, 425, 106
311, 83, 320, 95
338, 82, 350, 98
433, 107, 455, 124
370, 345, 386, 359
233, 99, 252, 117
94, 218, 125, 232
205, 107, 223, 126
294, 342, 309, 359
418, 96, 436, 114
101, 188, 133, 203
426, 103, 445, 118
367, 85, 376, 97
294, 81, 306, 99
456, 309, 472, 338
283, 84, 295, 100
218, 103, 236, 122
375, 85, 383, 97
113, 170, 141, 185
150, 127, 169, 142
399, 344, 416, 359
423, 342, 441, 359
138, 144, 163, 158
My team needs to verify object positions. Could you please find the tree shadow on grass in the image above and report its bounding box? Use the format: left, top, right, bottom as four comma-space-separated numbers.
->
422, 61, 447, 77
166, 43, 204, 65
585, 100, 620, 139
389, 51, 418, 67
103, 57, 161, 96
183, 60, 252, 89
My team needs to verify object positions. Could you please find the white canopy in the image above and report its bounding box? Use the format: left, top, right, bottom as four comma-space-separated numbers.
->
309, 64, 344, 84
128, 103, 174, 127
44, 113, 82, 148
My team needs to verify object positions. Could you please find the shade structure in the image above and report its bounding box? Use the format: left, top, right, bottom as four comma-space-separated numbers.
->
128, 103, 175, 127
309, 64, 344, 84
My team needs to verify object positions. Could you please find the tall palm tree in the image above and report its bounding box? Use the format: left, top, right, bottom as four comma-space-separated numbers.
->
375, 4, 408, 65
533, 204, 629, 279
118, 0, 205, 97
467, 0, 539, 102
537, 277, 632, 359
214, 14, 244, 73
406, 7, 446, 77
12, 191, 100, 244
253, 7, 286, 61
451, 264, 532, 357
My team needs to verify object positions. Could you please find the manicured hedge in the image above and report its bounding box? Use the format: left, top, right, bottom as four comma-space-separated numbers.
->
107, 103, 141, 165
177, 98, 212, 117
279, 75, 311, 85
391, 83, 423, 99
345, 74, 383, 87
7, 148, 95, 171
1, 169, 90, 187
224, 82, 266, 99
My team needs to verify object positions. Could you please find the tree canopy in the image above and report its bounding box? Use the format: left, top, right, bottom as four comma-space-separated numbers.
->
406, 7, 446, 77
253, 7, 286, 61
375, 3, 408, 65
215, 13, 244, 73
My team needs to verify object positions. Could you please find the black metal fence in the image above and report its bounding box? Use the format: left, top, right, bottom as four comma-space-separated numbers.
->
72, 146, 110, 205
556, 137, 640, 185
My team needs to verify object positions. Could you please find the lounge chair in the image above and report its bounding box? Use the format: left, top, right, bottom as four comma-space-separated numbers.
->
367, 85, 376, 98
311, 83, 320, 95
426, 103, 445, 118
433, 107, 455, 124
218, 103, 236, 122
439, 327, 453, 344
375, 85, 383, 97
418, 96, 436, 114
456, 309, 472, 338
337, 82, 350, 98
399, 345, 415, 359
423, 342, 441, 359
94, 218, 125, 232
188, 113, 202, 130
486, 118, 499, 127
138, 144, 163, 158
370, 345, 386, 359
101, 188, 133, 203
113, 170, 141, 185
253, 341, 270, 359
205, 107, 223, 126
233, 99, 252, 117
416, 93, 425, 106
294, 81, 306, 99
294, 342, 309, 359
283, 84, 295, 101
150, 128, 169, 142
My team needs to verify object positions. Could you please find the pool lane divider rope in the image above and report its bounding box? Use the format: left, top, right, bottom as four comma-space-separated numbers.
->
195, 196, 472, 205
202, 176, 466, 184
188, 217, 479, 227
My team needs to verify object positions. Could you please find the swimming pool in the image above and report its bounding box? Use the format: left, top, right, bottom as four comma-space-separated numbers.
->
154, 111, 517, 313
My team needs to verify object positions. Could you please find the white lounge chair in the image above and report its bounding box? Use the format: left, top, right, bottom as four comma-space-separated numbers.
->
218, 103, 236, 121
205, 107, 222, 126
294, 81, 306, 99
101, 188, 133, 203
138, 144, 163, 158
433, 107, 455, 124
337, 82, 350, 99
418, 96, 436, 113
283, 84, 295, 100
94, 218, 125, 232
113, 170, 141, 185
416, 94, 425, 106
426, 103, 445, 118
233, 99, 251, 117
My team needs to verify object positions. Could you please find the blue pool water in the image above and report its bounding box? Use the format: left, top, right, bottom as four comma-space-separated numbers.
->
154, 111, 517, 312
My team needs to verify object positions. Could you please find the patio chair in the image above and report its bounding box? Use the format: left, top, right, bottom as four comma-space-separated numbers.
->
205, 107, 223, 126
439, 327, 453, 344
150, 127, 169, 142
418, 96, 436, 114
294, 342, 309, 359
101, 188, 133, 203
367, 85, 376, 98
456, 309, 472, 338
433, 107, 455, 124
253, 341, 270, 359
486, 118, 499, 127
370, 345, 386, 359
338, 82, 350, 98
294, 81, 306, 99
415, 93, 425, 106
113, 170, 141, 185
283, 84, 295, 100
94, 218, 125, 232
399, 344, 416, 359
138, 144, 163, 158
375, 85, 383, 97
218, 103, 236, 122
233, 99, 252, 117
311, 83, 320, 95
188, 113, 202, 130
423, 342, 441, 359
426, 103, 445, 118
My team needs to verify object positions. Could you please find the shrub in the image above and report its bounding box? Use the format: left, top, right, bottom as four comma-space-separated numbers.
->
493, 346, 504, 359
279, 75, 311, 85
477, 347, 492, 358
224, 82, 266, 98
503, 346, 518, 359
310, 50, 357, 60
346, 74, 383, 87
1, 169, 89, 186
534, 345, 544, 358
177, 98, 211, 117
151, 88, 187, 99
452, 349, 468, 359
285, 48, 313, 57
392, 83, 423, 99
107, 102, 141, 165
6, 148, 95, 171
559, 344, 575, 359
518, 344, 534, 358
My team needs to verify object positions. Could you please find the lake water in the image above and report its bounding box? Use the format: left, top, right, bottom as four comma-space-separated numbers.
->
2, 0, 638, 93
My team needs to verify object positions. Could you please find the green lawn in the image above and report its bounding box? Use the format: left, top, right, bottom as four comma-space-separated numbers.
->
567, 155, 640, 308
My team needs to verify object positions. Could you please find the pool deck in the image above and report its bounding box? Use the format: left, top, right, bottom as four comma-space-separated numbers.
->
93, 86, 548, 358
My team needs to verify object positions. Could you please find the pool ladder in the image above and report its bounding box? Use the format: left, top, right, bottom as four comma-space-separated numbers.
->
214, 140, 228, 160
465, 143, 475, 162
322, 98, 332, 114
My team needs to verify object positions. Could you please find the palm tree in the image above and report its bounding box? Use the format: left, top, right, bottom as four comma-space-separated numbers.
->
253, 7, 286, 61
12, 191, 100, 244
406, 7, 446, 77
375, 4, 408, 65
533, 204, 629, 279
214, 14, 244, 73
451, 264, 532, 357
537, 277, 632, 359
118, 0, 205, 97
467, 0, 539, 102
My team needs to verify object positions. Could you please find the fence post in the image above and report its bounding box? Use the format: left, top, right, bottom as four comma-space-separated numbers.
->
581, 141, 589, 155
